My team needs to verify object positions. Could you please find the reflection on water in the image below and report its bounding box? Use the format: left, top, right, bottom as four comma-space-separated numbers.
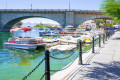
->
7, 48, 45, 65
0, 32, 46, 80
0, 48, 46, 80
0, 32, 78, 80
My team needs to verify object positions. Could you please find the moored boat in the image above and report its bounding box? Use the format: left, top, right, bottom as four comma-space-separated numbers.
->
4, 37, 44, 50
4, 28, 45, 50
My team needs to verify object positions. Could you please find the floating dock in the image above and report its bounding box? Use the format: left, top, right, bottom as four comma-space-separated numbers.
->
48, 44, 77, 51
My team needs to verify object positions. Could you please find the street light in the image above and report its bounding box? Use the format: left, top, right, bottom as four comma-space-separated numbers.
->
69, 0, 71, 10
6, 2, 7, 9
31, 4, 32, 10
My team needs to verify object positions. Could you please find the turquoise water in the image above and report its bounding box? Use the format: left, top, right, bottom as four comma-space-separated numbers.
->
0, 31, 78, 80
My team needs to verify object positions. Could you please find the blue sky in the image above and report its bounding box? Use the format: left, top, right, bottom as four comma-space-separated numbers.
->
0, 0, 103, 10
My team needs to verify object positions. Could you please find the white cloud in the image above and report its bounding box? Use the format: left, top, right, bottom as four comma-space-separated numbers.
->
21, 17, 59, 25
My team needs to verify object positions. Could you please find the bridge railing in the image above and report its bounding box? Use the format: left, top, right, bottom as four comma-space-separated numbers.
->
0, 9, 100, 13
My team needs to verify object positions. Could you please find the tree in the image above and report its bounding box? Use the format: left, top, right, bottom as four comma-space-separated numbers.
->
54, 25, 58, 28
35, 24, 44, 27
13, 21, 23, 28
100, 0, 120, 23
35, 24, 40, 27
48, 25, 52, 27
94, 19, 105, 27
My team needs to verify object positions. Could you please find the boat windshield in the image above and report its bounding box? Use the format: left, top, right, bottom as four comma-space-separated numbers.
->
39, 28, 44, 30
39, 28, 50, 31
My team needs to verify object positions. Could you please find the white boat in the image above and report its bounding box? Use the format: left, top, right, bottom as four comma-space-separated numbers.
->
58, 36, 81, 44
4, 28, 45, 50
85, 38, 92, 43
39, 27, 51, 35
43, 37, 58, 43
4, 37, 44, 50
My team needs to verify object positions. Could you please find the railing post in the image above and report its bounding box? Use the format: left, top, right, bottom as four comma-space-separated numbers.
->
45, 50, 50, 80
110, 30, 112, 37
92, 36, 95, 53
110, 31, 111, 37
108, 32, 109, 39
105, 32, 107, 41
109, 30, 111, 37
99, 34, 101, 47
113, 29, 115, 34
111, 29, 113, 35
78, 40, 82, 65
103, 33, 105, 44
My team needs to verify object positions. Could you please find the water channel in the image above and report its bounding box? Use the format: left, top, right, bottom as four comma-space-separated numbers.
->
0, 31, 78, 80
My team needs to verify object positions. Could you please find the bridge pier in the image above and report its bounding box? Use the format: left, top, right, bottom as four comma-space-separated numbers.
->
0, 13, 3, 29
66, 12, 75, 27
0, 13, 9, 31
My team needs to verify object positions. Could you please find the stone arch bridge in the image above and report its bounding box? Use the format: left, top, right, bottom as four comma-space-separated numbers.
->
0, 9, 109, 31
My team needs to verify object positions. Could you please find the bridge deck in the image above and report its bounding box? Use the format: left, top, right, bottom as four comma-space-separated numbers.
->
0, 9, 102, 14
66, 31, 120, 80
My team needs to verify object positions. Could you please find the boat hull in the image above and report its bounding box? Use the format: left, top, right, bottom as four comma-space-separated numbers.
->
4, 43, 37, 50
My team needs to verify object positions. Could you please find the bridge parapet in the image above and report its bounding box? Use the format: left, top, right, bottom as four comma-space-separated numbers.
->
0, 9, 102, 14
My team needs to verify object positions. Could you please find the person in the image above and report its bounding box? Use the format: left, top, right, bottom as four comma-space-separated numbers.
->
101, 27, 104, 34
111, 27, 114, 34
104, 26, 108, 33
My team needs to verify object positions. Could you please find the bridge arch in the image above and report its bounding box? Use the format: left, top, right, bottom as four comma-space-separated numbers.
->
4, 16, 61, 28
74, 14, 109, 27
2, 13, 66, 29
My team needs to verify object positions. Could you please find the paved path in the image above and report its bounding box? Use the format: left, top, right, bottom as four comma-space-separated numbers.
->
67, 32, 120, 80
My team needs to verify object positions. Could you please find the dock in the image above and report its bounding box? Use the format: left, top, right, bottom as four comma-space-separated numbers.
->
51, 31, 120, 80
48, 44, 77, 51
45, 41, 60, 48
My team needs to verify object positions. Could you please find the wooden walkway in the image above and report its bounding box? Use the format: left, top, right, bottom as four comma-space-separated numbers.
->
66, 32, 120, 80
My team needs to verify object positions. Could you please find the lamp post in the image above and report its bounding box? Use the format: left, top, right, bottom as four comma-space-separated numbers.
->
31, 4, 32, 10
6, 2, 7, 9
69, 0, 70, 10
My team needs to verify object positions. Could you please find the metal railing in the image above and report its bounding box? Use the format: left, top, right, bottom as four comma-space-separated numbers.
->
22, 29, 115, 80
0, 9, 100, 12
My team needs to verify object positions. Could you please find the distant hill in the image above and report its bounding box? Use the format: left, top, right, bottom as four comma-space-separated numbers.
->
21, 22, 59, 27
22, 22, 38, 27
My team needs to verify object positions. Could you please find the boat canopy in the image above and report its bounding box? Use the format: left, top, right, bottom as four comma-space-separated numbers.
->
10, 28, 31, 33
55, 28, 63, 31
10, 28, 21, 33
21, 28, 31, 32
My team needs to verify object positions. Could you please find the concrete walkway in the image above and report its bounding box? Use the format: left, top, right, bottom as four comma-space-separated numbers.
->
67, 32, 120, 80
